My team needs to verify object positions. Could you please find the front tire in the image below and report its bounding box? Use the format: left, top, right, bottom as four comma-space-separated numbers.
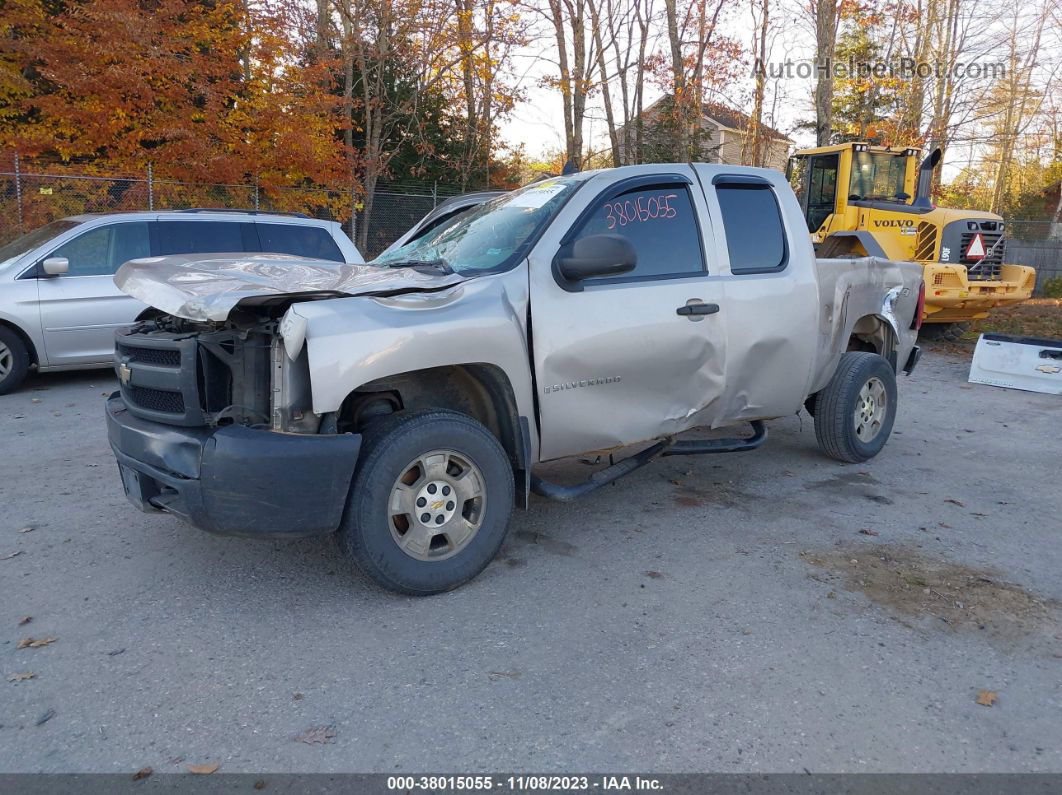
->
338, 410, 514, 595
813, 352, 897, 463
0, 326, 30, 395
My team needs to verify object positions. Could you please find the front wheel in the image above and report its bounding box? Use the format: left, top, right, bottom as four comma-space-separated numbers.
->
813, 352, 898, 463
338, 410, 514, 595
0, 326, 31, 395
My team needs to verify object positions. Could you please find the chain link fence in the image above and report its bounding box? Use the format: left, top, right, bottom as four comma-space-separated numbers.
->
0, 153, 464, 259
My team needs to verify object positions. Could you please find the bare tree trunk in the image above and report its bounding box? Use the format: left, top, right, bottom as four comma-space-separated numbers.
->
743, 0, 768, 166
587, 0, 621, 165
663, 0, 687, 158
813, 0, 839, 146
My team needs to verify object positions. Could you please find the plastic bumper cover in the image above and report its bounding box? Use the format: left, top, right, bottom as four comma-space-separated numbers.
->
106, 393, 361, 538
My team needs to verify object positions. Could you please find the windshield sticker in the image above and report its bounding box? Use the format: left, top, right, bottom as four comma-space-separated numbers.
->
507, 181, 568, 208
604, 193, 678, 229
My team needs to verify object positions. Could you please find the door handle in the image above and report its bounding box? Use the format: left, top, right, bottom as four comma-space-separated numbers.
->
676, 302, 720, 316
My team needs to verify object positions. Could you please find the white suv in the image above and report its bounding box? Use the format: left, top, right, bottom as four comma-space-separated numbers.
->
0, 210, 363, 393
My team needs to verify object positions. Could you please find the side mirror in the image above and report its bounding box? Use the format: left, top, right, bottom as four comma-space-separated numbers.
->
555, 234, 636, 285
42, 257, 69, 276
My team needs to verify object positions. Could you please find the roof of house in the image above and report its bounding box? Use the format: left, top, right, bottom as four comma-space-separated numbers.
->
630, 96, 792, 143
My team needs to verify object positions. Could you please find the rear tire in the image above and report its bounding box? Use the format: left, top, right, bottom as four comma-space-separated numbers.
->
918, 322, 968, 343
813, 352, 897, 463
0, 326, 30, 395
338, 409, 514, 595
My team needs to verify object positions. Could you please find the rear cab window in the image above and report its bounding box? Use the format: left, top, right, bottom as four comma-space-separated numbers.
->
714, 180, 788, 274
570, 180, 706, 284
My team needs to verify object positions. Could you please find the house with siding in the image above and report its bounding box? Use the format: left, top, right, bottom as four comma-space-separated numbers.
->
618, 96, 792, 171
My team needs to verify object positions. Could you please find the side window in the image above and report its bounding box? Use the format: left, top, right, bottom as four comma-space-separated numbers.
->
48, 222, 150, 276
155, 221, 256, 255
572, 185, 705, 281
715, 183, 787, 274
256, 224, 344, 262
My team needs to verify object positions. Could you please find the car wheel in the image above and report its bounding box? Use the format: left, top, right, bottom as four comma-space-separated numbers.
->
0, 326, 30, 395
918, 322, 968, 343
813, 352, 897, 463
338, 409, 514, 595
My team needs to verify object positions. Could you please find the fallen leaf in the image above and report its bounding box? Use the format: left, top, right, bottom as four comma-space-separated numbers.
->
107, 648, 126, 657
36, 708, 56, 725
293, 725, 336, 744
487, 670, 522, 681
187, 763, 220, 775
18, 636, 57, 649
945, 499, 965, 507
858, 528, 879, 536
254, 780, 267, 790
18, 616, 31, 625
17, 527, 34, 534
292, 692, 304, 701
1, 550, 23, 560
132, 767, 153, 781
7, 672, 36, 682
976, 690, 998, 707
644, 570, 664, 579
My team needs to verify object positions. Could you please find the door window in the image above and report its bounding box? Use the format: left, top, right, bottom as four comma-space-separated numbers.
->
806, 154, 838, 232
256, 223, 344, 261
571, 185, 706, 282
715, 183, 787, 274
155, 221, 256, 255
47, 222, 150, 276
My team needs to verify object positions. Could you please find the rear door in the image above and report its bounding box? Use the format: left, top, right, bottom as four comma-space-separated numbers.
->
528, 169, 727, 461
36, 221, 151, 366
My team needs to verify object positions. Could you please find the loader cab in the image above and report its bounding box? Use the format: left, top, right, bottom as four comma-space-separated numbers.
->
786, 144, 922, 236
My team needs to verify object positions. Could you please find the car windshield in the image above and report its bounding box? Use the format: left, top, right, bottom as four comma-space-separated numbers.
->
372, 177, 582, 275
0, 220, 80, 268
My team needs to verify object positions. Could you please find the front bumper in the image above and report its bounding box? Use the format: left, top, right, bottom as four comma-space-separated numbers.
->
106, 394, 361, 538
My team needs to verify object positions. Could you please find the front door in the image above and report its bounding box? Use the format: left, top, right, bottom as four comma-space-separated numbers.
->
36, 221, 151, 366
528, 171, 727, 461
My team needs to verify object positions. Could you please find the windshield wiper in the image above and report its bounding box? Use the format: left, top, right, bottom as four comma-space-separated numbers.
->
381, 258, 453, 275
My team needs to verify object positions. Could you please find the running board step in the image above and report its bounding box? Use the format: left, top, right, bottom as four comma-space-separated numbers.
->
661, 420, 767, 455
530, 421, 767, 502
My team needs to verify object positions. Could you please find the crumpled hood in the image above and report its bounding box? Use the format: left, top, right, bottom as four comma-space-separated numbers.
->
114, 253, 466, 322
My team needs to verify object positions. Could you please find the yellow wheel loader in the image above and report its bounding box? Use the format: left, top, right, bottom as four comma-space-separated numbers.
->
785, 143, 1036, 340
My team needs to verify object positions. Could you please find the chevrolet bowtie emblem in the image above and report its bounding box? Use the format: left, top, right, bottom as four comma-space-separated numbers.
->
431, 500, 445, 510
118, 362, 132, 385
1035, 364, 1061, 374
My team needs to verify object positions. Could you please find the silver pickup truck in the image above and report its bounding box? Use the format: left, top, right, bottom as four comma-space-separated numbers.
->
105, 164, 924, 594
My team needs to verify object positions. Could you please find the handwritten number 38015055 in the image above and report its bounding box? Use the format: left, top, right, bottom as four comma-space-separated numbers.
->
604, 193, 678, 229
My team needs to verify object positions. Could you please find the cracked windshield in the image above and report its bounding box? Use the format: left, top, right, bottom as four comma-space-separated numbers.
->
372, 177, 581, 274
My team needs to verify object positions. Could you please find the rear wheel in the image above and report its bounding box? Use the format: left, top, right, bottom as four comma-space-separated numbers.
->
813, 352, 897, 463
0, 326, 30, 395
918, 322, 969, 343
338, 410, 514, 595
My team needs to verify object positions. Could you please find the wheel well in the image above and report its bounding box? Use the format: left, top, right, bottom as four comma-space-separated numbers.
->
847, 315, 898, 370
337, 363, 525, 476
0, 319, 38, 367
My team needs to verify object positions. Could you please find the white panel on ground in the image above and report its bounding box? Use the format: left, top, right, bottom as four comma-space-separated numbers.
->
968, 333, 1062, 395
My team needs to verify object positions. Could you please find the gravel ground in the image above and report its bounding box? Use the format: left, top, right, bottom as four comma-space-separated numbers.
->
1, 349, 1059, 773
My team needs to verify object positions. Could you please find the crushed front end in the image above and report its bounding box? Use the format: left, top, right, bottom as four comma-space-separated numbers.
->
107, 311, 361, 538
